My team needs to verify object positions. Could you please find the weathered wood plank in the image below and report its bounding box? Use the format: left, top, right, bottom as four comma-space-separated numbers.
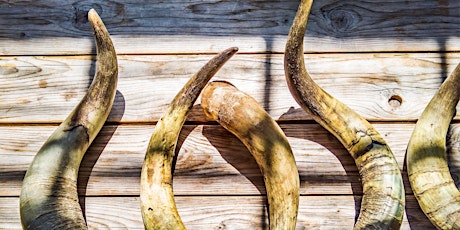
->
0, 195, 436, 229
0, 0, 458, 55
1, 53, 459, 123
2, 123, 460, 197
2, 0, 457, 228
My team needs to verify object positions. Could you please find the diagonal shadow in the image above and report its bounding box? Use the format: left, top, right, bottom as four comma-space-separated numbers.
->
447, 124, 460, 189
201, 124, 268, 230
2, 0, 458, 228
174, 122, 200, 175
280, 108, 439, 229
402, 151, 437, 229
77, 90, 125, 220
76, 33, 125, 219
278, 110, 362, 220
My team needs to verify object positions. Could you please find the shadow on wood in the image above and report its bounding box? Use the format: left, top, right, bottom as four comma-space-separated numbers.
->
279, 108, 362, 224
77, 90, 125, 220
201, 124, 268, 230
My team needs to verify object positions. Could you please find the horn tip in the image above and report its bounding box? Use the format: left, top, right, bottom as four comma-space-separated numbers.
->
88, 8, 99, 21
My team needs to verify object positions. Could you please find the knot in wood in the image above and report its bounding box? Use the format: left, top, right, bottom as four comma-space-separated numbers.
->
321, 3, 362, 35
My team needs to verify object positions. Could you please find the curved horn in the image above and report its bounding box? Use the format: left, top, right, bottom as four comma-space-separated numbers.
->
407, 63, 460, 229
284, 0, 405, 229
140, 47, 238, 229
201, 81, 300, 229
20, 9, 118, 230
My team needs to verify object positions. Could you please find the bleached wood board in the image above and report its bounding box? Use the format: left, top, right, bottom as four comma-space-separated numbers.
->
3, 123, 460, 197
1, 53, 460, 123
0, 195, 436, 229
0, 0, 459, 55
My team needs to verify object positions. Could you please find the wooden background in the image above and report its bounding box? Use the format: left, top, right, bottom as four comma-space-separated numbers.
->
1, 0, 460, 229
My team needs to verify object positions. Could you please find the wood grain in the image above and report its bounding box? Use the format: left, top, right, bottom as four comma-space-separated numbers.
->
3, 123, 460, 197
0, 0, 458, 55
1, 53, 459, 123
2, 0, 460, 228
0, 196, 436, 229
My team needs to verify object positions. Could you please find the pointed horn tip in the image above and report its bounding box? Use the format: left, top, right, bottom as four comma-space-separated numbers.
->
87, 9, 100, 22
222, 47, 238, 57
228, 47, 239, 54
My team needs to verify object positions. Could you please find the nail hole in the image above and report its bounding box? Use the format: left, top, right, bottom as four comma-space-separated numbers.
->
388, 95, 403, 108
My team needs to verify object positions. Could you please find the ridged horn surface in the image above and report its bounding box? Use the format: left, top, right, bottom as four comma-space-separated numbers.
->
20, 9, 118, 230
201, 81, 300, 230
284, 1, 404, 229
407, 63, 460, 229
140, 47, 238, 230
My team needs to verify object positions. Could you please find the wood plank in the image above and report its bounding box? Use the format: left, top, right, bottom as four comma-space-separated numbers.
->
1, 0, 459, 55
3, 123, 460, 197
3, 1, 458, 228
1, 53, 460, 123
0, 195, 436, 229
